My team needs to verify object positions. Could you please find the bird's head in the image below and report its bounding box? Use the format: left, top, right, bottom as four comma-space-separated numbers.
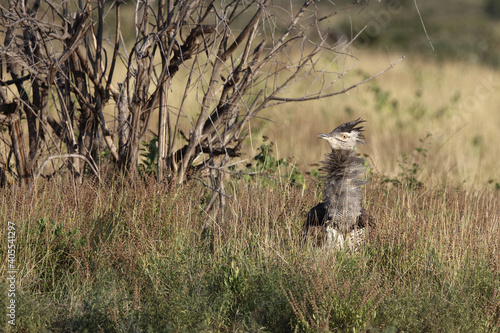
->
318, 118, 366, 150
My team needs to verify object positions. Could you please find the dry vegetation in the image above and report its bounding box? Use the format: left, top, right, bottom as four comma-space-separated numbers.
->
1, 1, 500, 332
0, 171, 498, 331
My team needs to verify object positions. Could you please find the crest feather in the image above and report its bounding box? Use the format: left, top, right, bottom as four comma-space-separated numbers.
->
330, 118, 366, 139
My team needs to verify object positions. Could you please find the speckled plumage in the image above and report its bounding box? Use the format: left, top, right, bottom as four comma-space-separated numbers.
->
302, 119, 374, 249
321, 148, 368, 233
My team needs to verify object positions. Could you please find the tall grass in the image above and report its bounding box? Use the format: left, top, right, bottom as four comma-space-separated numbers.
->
0, 170, 498, 332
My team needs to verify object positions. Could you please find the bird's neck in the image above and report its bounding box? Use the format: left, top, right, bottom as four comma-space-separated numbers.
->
322, 149, 363, 181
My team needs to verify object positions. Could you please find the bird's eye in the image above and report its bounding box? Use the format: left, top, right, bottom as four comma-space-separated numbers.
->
342, 134, 348, 140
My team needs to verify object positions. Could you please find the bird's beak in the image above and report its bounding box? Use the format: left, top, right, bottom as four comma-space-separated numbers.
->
317, 133, 328, 139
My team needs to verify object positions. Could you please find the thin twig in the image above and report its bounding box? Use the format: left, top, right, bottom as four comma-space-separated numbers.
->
269, 55, 405, 103
35, 154, 101, 182
414, 0, 434, 51
191, 176, 233, 201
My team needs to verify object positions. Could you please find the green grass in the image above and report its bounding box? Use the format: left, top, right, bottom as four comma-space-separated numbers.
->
0, 170, 498, 332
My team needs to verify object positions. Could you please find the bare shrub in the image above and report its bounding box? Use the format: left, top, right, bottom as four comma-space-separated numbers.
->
0, 0, 401, 202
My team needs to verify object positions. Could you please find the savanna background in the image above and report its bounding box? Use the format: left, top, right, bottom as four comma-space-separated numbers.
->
0, 0, 499, 332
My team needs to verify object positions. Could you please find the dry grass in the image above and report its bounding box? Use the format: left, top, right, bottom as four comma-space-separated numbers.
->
0, 172, 498, 331
258, 50, 500, 188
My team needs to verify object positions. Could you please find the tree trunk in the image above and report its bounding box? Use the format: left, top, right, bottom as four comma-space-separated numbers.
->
158, 85, 169, 182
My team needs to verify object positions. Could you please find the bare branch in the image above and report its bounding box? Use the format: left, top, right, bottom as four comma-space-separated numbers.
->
269, 55, 405, 103
35, 153, 101, 183
0, 0, 402, 190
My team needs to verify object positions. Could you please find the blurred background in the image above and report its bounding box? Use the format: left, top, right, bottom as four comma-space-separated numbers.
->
252, 0, 500, 189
